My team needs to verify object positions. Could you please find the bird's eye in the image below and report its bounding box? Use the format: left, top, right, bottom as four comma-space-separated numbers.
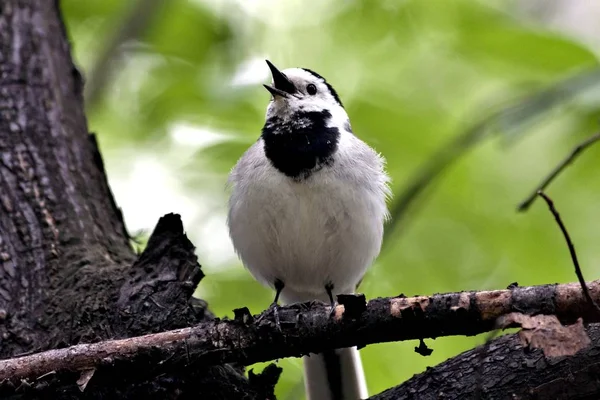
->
306, 84, 317, 95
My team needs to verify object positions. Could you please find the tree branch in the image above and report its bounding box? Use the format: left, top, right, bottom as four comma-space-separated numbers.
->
518, 131, 600, 211
371, 323, 600, 400
537, 191, 600, 314
2, 279, 600, 392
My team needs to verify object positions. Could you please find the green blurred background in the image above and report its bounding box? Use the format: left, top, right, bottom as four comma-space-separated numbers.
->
62, 0, 600, 397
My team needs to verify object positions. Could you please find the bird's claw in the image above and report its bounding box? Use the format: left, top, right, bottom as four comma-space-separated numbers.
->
268, 301, 282, 332
329, 301, 338, 318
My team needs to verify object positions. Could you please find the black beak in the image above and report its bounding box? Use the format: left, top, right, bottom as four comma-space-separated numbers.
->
264, 60, 296, 98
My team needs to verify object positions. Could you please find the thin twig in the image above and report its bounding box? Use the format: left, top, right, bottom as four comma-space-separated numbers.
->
518, 132, 600, 211
536, 191, 600, 314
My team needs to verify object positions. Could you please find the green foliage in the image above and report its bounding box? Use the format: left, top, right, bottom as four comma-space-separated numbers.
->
62, 0, 600, 398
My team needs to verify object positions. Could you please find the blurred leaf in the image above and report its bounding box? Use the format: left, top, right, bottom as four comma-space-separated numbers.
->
144, 0, 233, 64
382, 68, 600, 251
453, 1, 598, 73
195, 141, 253, 174
62, 0, 125, 20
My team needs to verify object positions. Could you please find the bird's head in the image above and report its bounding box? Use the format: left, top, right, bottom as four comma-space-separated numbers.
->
263, 60, 348, 125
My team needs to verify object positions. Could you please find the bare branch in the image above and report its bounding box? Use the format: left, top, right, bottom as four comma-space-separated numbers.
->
2, 279, 600, 392
536, 191, 600, 314
371, 323, 600, 400
518, 132, 600, 211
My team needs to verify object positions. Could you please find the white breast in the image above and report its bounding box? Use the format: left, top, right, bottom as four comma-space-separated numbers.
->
227, 132, 390, 304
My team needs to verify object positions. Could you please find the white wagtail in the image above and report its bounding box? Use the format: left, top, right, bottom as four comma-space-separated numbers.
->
227, 60, 390, 400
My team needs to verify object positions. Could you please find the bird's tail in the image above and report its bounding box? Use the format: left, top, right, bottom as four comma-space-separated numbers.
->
303, 346, 368, 400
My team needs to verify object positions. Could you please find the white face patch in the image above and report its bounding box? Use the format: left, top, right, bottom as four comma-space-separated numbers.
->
265, 68, 350, 132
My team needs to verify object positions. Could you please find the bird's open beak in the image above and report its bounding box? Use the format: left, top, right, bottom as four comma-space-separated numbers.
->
263, 60, 296, 98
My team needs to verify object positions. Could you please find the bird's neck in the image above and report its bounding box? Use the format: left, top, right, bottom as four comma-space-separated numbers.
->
261, 110, 340, 180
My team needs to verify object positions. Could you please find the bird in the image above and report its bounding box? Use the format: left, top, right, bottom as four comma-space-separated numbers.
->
227, 60, 390, 400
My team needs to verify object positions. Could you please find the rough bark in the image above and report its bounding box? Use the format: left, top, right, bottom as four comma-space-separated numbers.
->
371, 323, 600, 400
0, 1, 275, 398
0, 0, 132, 357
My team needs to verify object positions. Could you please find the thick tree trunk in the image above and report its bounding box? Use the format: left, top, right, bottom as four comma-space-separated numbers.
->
0, 0, 133, 359
0, 1, 276, 398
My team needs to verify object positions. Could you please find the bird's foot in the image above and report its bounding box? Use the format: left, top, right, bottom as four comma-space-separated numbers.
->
267, 301, 282, 331
267, 278, 285, 332
328, 301, 338, 318
325, 282, 337, 318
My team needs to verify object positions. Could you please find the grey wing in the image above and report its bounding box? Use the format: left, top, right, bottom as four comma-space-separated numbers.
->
227, 139, 268, 190
336, 133, 392, 209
